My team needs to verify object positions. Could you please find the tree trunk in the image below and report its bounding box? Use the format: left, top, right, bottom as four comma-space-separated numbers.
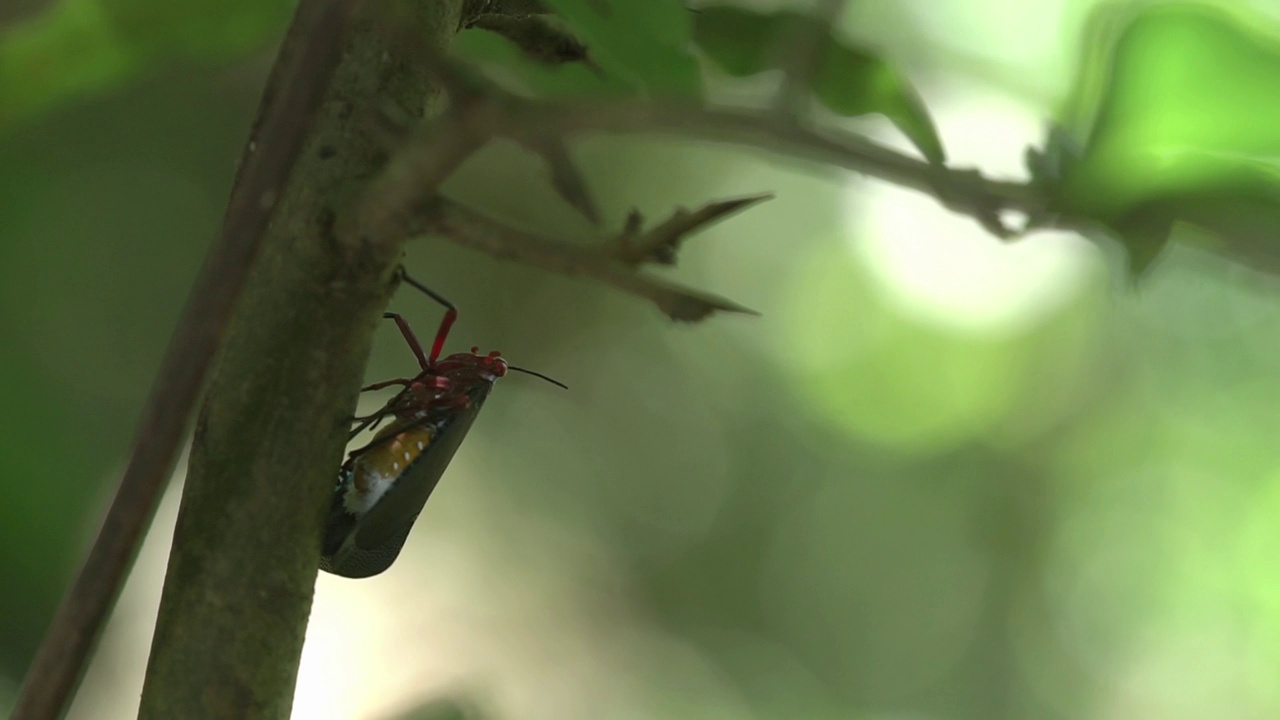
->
137, 2, 464, 717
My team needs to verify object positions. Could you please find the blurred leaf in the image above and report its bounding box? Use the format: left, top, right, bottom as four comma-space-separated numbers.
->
0, 0, 137, 131
691, 5, 945, 164
689, 5, 776, 76
0, 353, 99, 678
0, 0, 290, 133
99, 0, 294, 61
1124, 162, 1280, 276
539, 0, 702, 96
1053, 3, 1280, 276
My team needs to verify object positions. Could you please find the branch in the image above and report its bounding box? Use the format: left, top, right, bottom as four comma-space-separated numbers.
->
345, 47, 1036, 330
411, 195, 767, 321
365, 47, 1038, 261
507, 100, 1033, 237
9, 2, 355, 719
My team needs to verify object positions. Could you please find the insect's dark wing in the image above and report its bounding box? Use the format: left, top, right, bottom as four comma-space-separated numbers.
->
354, 398, 483, 552
319, 506, 413, 578
320, 384, 492, 578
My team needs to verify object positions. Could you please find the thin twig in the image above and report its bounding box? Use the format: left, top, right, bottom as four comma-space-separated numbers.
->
411, 195, 763, 320
9, 3, 354, 719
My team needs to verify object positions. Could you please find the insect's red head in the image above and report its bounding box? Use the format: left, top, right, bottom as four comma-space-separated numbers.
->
390, 349, 506, 420
433, 347, 509, 384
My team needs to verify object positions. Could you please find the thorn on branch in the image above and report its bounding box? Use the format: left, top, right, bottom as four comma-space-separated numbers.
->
407, 195, 765, 322
614, 275, 760, 322
468, 14, 594, 68
521, 136, 602, 224
611, 193, 774, 266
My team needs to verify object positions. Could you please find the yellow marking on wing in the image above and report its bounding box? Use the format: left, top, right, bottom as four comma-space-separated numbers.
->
353, 425, 436, 492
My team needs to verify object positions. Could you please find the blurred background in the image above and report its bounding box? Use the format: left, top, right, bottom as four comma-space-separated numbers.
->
6, 0, 1280, 718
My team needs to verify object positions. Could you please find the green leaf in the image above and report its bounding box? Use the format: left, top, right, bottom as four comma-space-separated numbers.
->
1053, 3, 1280, 275
691, 5, 945, 165
689, 4, 777, 76
538, 0, 703, 97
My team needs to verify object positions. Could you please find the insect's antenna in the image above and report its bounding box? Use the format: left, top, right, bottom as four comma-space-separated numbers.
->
509, 365, 568, 390
397, 268, 457, 363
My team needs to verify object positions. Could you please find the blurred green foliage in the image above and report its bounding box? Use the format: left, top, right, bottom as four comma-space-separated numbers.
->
0, 0, 292, 132
540, 0, 702, 95
5, 1, 1280, 719
692, 4, 945, 163
0, 52, 253, 686
1054, 2, 1280, 274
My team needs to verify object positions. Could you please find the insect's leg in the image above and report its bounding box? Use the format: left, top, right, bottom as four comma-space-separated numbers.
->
381, 312, 429, 370
348, 412, 383, 439
362, 376, 414, 392
396, 268, 457, 363
349, 386, 412, 438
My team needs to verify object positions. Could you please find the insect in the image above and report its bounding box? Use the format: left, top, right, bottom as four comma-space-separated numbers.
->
320, 270, 564, 578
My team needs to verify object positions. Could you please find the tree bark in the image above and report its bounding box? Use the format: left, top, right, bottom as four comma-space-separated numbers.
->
137, 2, 464, 718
